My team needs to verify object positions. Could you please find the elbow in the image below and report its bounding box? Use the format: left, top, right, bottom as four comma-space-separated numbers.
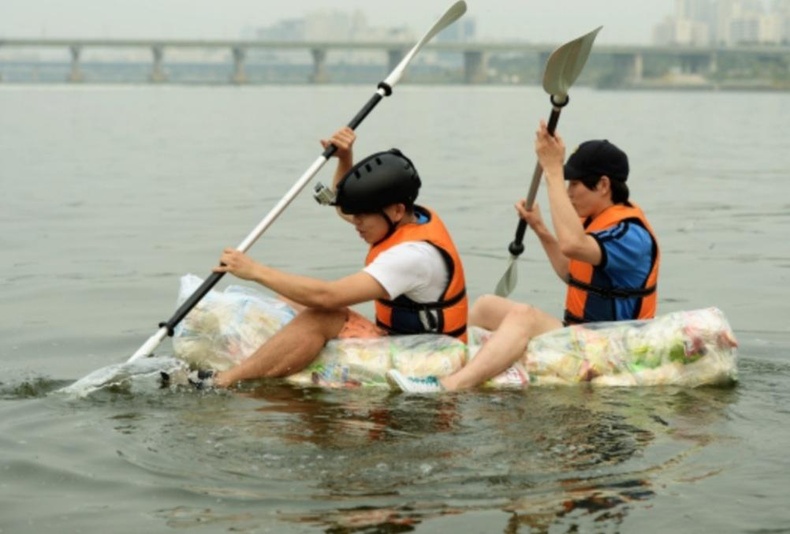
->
558, 240, 585, 258
560, 242, 579, 258
308, 287, 343, 310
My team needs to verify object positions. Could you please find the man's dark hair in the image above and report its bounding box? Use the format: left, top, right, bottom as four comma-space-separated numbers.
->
579, 175, 631, 205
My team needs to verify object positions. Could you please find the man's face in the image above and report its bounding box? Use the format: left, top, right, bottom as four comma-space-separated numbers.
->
350, 212, 388, 244
349, 204, 404, 245
566, 179, 604, 218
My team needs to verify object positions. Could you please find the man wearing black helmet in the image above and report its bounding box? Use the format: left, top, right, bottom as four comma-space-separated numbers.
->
388, 121, 660, 393
200, 127, 467, 388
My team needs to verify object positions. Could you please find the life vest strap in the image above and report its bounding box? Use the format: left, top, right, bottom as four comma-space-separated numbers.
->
563, 310, 586, 325
567, 276, 656, 299
377, 287, 466, 311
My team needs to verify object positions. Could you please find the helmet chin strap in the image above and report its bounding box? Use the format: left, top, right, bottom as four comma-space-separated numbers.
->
376, 210, 398, 244
374, 205, 413, 245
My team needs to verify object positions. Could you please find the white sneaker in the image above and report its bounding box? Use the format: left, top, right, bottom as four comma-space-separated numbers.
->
386, 369, 443, 393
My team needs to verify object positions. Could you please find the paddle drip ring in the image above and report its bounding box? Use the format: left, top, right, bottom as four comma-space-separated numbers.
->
378, 82, 393, 96
550, 94, 570, 108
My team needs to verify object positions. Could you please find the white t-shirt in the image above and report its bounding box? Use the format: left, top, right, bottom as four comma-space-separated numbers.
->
363, 241, 449, 303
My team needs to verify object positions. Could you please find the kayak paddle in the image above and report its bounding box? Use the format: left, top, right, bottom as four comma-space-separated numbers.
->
127, 1, 468, 362
494, 26, 602, 298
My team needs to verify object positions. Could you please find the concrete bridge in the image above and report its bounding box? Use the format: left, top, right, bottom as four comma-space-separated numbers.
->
1, 37, 789, 84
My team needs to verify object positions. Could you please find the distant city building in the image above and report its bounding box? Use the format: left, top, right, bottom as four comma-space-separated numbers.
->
436, 18, 477, 43
653, 0, 790, 45
250, 10, 411, 64
248, 10, 474, 65
653, 16, 711, 45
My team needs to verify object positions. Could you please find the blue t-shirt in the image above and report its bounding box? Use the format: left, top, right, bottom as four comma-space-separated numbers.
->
586, 220, 654, 321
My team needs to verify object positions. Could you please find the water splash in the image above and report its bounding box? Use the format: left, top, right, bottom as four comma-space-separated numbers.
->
55, 356, 190, 399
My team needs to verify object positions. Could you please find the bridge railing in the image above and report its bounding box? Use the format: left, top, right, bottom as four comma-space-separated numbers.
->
1, 38, 789, 85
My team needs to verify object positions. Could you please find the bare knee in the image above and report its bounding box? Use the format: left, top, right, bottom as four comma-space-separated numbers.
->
470, 294, 522, 330
293, 307, 347, 340
506, 303, 535, 322
469, 294, 500, 326
502, 303, 560, 338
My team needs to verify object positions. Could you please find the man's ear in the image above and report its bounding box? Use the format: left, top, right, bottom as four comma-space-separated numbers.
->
386, 203, 407, 222
598, 176, 612, 194
396, 203, 409, 221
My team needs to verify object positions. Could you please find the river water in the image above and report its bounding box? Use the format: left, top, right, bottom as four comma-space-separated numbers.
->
1, 84, 789, 533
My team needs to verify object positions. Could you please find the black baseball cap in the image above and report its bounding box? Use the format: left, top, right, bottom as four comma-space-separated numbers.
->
564, 140, 629, 183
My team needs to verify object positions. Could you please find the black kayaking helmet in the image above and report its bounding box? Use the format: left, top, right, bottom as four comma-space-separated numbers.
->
334, 149, 421, 215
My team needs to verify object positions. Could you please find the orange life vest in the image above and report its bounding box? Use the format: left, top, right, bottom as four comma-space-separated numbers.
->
564, 203, 660, 325
365, 206, 468, 342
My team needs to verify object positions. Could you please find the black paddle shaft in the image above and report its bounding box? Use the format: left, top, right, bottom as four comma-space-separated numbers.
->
159, 271, 226, 335
507, 95, 569, 257
158, 87, 394, 336
321, 85, 390, 159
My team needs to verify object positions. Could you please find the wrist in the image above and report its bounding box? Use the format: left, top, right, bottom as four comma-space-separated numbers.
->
543, 165, 564, 181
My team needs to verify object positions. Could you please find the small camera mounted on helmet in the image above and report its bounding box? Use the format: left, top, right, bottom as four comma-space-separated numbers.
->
312, 182, 336, 206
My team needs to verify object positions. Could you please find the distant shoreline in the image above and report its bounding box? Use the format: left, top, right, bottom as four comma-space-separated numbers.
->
1, 60, 787, 92
2, 79, 787, 92
619, 81, 790, 92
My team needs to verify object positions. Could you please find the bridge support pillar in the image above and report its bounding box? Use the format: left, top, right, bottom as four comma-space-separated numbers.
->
149, 45, 167, 83
613, 53, 644, 84
709, 52, 719, 75
463, 50, 488, 84
679, 54, 714, 75
310, 48, 329, 83
537, 51, 551, 84
632, 53, 644, 83
387, 48, 407, 80
231, 47, 248, 84
68, 45, 84, 83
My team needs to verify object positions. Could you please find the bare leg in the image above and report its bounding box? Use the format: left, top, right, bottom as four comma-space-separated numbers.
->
214, 308, 347, 387
469, 294, 523, 330
441, 302, 562, 391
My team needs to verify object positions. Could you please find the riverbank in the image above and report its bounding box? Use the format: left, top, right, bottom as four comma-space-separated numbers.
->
2, 60, 789, 91
618, 72, 790, 92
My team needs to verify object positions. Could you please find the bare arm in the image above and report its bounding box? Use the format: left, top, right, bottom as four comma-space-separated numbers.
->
319, 126, 356, 223
214, 248, 389, 309
534, 121, 603, 267
515, 200, 569, 280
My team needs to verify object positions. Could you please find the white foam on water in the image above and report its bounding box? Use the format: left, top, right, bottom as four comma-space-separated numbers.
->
56, 356, 190, 398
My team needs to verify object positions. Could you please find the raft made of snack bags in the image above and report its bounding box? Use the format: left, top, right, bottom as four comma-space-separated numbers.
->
172, 274, 738, 389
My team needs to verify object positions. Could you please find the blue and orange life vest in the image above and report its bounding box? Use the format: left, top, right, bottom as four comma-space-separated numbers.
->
564, 203, 660, 325
365, 206, 468, 342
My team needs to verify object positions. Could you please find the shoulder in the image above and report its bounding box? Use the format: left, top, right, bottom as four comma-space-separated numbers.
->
378, 241, 444, 264
369, 241, 446, 276
594, 221, 654, 269
594, 220, 651, 243
364, 241, 448, 299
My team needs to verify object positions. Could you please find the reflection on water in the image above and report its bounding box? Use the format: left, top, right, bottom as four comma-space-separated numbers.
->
48, 379, 733, 532
0, 345, 743, 532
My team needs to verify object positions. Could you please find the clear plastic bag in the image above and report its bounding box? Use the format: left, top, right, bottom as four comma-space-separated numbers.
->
287, 334, 468, 388
171, 275, 738, 389
172, 274, 296, 371
474, 307, 739, 388
171, 275, 467, 386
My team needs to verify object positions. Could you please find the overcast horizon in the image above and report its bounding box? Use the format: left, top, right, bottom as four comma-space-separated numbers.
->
2, 0, 677, 45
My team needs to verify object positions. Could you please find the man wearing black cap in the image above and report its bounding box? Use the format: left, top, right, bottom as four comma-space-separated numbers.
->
387, 121, 660, 393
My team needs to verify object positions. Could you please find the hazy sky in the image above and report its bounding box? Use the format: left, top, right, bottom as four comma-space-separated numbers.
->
2, 0, 675, 45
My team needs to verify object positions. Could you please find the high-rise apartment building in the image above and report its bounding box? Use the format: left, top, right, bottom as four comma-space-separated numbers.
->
655, 0, 789, 45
